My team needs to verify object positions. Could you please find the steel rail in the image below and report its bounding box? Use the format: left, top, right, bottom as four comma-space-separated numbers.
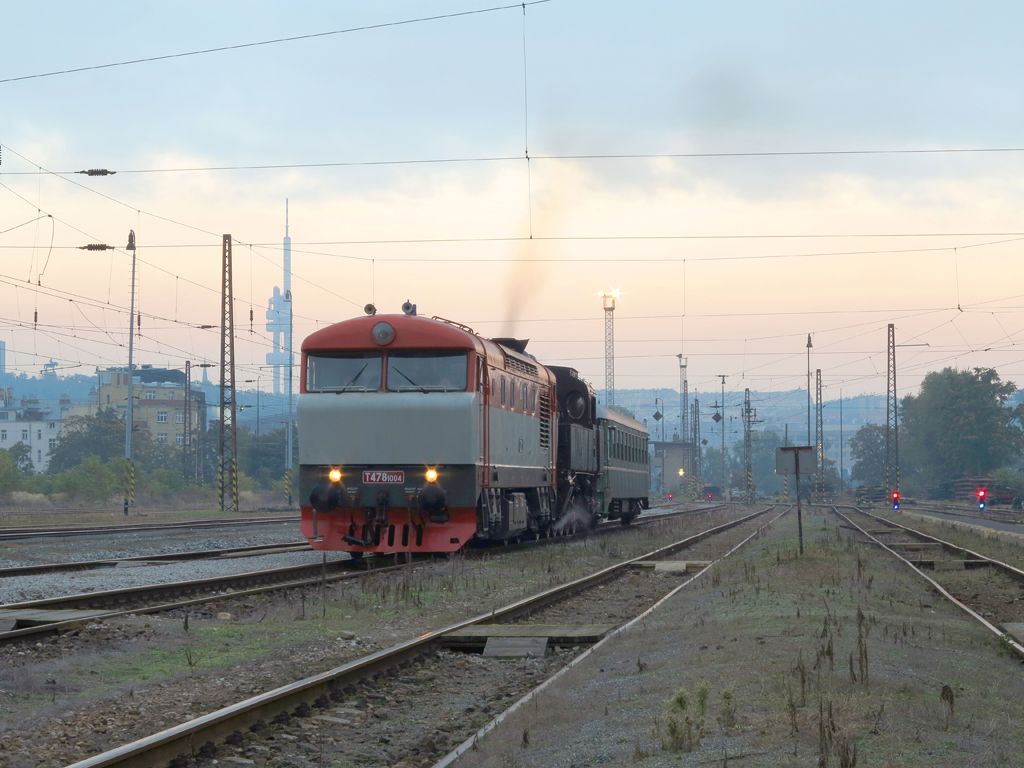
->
0, 542, 311, 578
0, 560, 411, 644
0, 515, 298, 541
65, 505, 777, 768
832, 505, 1024, 661
0, 504, 721, 644
2, 558, 360, 613
839, 505, 1024, 581
900, 503, 1024, 528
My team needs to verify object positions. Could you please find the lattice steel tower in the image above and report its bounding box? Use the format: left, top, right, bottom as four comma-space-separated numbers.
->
691, 399, 702, 497
601, 290, 618, 406
884, 323, 899, 493
677, 354, 688, 442
219, 235, 239, 515
742, 387, 756, 504
814, 368, 825, 501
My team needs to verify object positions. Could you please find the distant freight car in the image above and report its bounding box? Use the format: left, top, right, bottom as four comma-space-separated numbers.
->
298, 308, 649, 555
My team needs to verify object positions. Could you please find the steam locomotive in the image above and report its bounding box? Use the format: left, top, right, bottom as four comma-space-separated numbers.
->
298, 307, 649, 554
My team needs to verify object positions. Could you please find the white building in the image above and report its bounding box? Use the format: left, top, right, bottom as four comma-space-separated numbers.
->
0, 395, 87, 473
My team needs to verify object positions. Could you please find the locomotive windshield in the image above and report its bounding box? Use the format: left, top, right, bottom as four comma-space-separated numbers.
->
386, 351, 467, 392
306, 353, 382, 392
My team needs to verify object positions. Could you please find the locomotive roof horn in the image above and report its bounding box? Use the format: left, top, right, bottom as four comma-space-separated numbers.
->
401, 300, 417, 316
364, 303, 377, 316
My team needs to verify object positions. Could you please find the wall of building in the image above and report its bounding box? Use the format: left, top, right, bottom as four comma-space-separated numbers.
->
0, 409, 63, 472
97, 368, 205, 447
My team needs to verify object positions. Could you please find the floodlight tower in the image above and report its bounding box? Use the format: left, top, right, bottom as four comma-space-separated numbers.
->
600, 289, 619, 406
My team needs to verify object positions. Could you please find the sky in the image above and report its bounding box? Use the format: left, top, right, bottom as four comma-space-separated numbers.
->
3, 0, 1024, 428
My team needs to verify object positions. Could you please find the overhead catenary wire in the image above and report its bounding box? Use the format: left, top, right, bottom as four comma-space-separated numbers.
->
0, 1, 553, 84
0, 177, 341, 329
4, 146, 1024, 175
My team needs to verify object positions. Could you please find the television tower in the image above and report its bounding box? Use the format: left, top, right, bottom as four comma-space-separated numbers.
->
265, 201, 293, 396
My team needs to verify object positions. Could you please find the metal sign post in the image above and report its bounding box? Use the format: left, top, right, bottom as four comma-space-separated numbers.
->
777, 446, 815, 555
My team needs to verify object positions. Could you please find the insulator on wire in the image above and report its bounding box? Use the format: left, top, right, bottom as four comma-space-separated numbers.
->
77, 169, 117, 176
33, 309, 37, 328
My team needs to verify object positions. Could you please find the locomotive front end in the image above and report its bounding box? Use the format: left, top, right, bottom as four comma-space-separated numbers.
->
298, 314, 485, 554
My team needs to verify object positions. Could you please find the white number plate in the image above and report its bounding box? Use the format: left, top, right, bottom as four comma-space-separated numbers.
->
362, 470, 405, 484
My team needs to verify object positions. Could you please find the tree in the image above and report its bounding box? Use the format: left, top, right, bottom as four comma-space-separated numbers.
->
52, 456, 119, 502
849, 424, 886, 488
48, 409, 125, 472
8, 443, 33, 475
901, 367, 1024, 495
0, 450, 22, 494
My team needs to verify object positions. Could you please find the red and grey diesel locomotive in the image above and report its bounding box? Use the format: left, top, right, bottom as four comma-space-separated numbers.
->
298, 308, 649, 554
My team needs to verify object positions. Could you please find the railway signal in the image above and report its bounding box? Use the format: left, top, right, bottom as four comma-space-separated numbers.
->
977, 487, 987, 510
891, 489, 900, 510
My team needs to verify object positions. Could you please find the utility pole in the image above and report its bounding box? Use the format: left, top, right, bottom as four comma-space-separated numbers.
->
692, 398, 702, 497
184, 360, 192, 480
219, 235, 239, 514
839, 391, 844, 496
742, 387, 756, 504
884, 323, 899, 495
814, 368, 825, 502
718, 375, 727, 496
806, 333, 813, 445
601, 290, 618, 406
677, 354, 688, 443
122, 230, 137, 517
783, 423, 789, 499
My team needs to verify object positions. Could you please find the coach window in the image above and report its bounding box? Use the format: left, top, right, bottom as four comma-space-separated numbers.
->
521, 384, 527, 412
500, 378, 506, 405
306, 353, 382, 392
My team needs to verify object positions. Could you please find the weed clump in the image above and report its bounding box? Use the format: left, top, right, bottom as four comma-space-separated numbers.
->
662, 684, 706, 752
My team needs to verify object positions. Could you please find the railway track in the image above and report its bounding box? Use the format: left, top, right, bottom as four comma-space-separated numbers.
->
0, 515, 298, 541
833, 504, 1024, 660
0, 557, 378, 642
0, 503, 725, 644
63, 504, 783, 768
900, 502, 1024, 529
0, 541, 312, 577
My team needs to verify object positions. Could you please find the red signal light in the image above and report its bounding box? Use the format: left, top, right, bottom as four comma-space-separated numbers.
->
977, 488, 987, 499
891, 490, 900, 501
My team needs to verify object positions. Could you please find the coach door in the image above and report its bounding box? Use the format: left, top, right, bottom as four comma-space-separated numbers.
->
478, 356, 490, 488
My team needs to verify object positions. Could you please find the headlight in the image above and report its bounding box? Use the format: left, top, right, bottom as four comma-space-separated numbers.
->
328, 467, 342, 483
372, 321, 395, 346
425, 467, 438, 483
